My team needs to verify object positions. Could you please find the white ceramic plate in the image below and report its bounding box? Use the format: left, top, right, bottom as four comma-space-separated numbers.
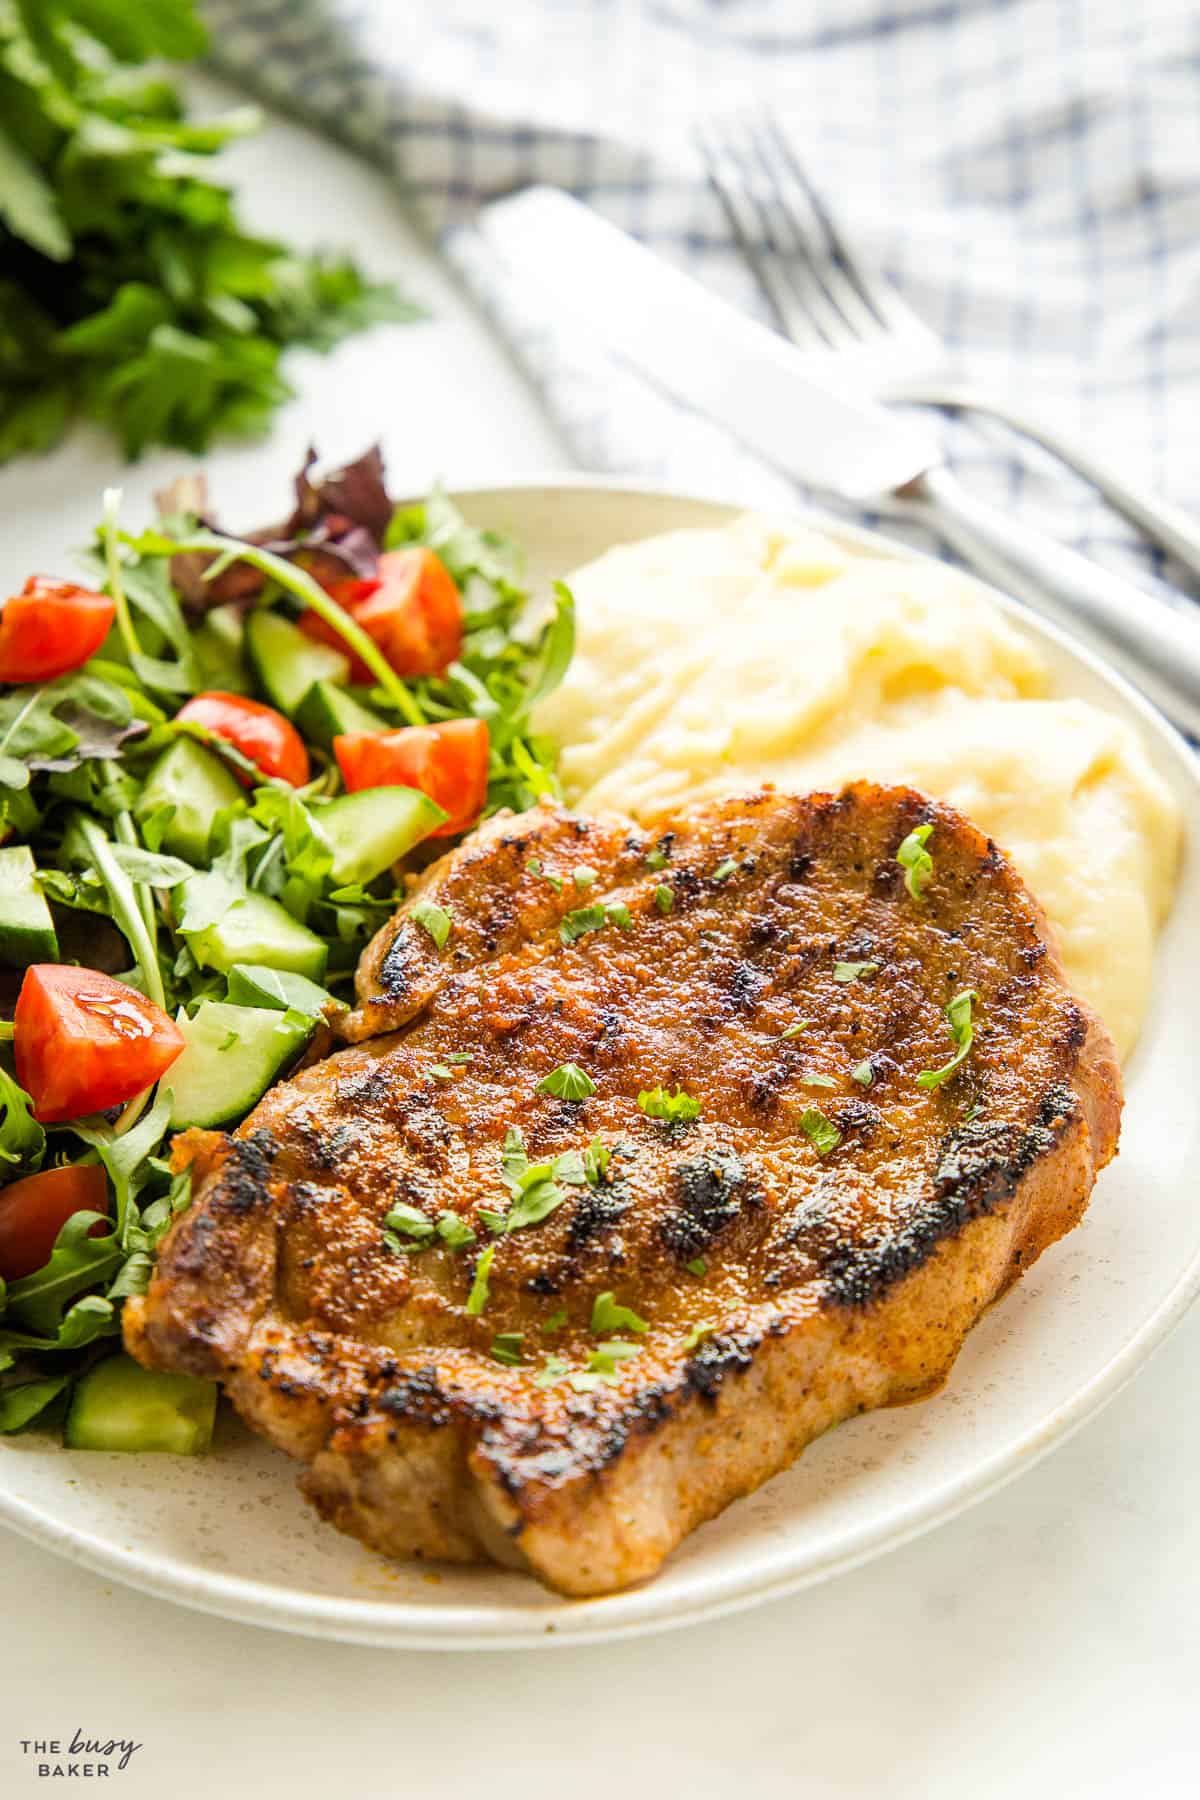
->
1, 480, 1197, 1649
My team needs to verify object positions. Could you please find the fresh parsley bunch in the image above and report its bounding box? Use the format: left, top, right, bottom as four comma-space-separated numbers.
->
0, 0, 417, 463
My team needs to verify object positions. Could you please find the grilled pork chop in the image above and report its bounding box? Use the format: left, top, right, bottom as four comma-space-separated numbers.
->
125, 784, 1121, 1595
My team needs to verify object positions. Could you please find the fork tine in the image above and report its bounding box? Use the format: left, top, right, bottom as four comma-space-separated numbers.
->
761, 116, 926, 342
748, 119, 887, 346
695, 122, 829, 351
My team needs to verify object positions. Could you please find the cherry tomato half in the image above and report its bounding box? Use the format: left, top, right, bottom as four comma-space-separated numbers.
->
0, 1163, 109, 1282
334, 718, 490, 837
175, 691, 310, 787
14, 966, 185, 1124
0, 578, 115, 685
299, 548, 463, 682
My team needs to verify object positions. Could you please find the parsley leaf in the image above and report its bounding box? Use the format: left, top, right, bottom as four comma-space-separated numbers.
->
411, 900, 452, 950
490, 1332, 524, 1366
799, 1105, 841, 1157
534, 1353, 570, 1387
535, 1062, 597, 1101
917, 990, 980, 1089
654, 883, 674, 915
712, 858, 737, 882
560, 903, 608, 944
638, 1085, 701, 1124
582, 1136, 611, 1186
833, 960, 879, 984
0, 5, 417, 465
851, 1059, 874, 1087
897, 824, 934, 901
466, 1243, 495, 1316
484, 1126, 587, 1233
436, 1211, 476, 1251
383, 1203, 435, 1242
780, 1020, 813, 1039
590, 1291, 648, 1335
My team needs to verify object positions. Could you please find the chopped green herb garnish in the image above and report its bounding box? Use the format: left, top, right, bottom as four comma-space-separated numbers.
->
426, 1064, 455, 1082
534, 1353, 570, 1387
541, 1306, 568, 1334
833, 960, 879, 984
712, 858, 737, 882
682, 1321, 716, 1351
961, 1100, 983, 1123
526, 856, 562, 892
411, 899, 452, 949
218, 1029, 239, 1052
897, 824, 934, 902
436, 1211, 476, 1250
799, 1105, 841, 1156
686, 1256, 707, 1277
444, 1052, 473, 1065
535, 1062, 597, 1101
490, 1332, 524, 1367
654, 883, 674, 915
645, 847, 669, 871
483, 1127, 588, 1233
383, 1203, 436, 1241
917, 989, 979, 1089
560, 903, 608, 944
801, 1073, 836, 1089
573, 864, 598, 889
605, 901, 633, 931
466, 1243, 495, 1315
780, 1020, 813, 1039
582, 1135, 611, 1186
570, 1340, 643, 1389
638, 1085, 701, 1124
851, 1059, 874, 1087
590, 1291, 649, 1335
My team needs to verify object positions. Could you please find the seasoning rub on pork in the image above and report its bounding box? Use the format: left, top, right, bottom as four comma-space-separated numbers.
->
124, 784, 1121, 1596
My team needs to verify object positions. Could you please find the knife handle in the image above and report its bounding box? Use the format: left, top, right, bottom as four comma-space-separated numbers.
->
901, 466, 1200, 739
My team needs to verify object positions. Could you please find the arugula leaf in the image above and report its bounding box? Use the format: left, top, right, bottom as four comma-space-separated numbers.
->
2, 1210, 122, 1335
0, 1068, 45, 1179
0, 1373, 73, 1433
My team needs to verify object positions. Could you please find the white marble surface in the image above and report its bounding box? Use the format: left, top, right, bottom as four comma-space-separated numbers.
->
1, 78, 1196, 1799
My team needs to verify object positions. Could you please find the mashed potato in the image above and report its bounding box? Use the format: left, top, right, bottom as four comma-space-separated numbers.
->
533, 515, 1181, 1059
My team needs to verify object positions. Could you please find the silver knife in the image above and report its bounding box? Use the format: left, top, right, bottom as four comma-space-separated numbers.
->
479, 185, 1200, 737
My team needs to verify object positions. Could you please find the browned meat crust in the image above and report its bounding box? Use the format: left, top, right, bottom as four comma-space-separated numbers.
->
124, 784, 1121, 1595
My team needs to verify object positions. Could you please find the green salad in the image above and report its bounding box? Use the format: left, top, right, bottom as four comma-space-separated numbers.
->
0, 446, 572, 1448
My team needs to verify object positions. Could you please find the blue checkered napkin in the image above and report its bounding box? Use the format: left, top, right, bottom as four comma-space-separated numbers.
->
203, 0, 1200, 596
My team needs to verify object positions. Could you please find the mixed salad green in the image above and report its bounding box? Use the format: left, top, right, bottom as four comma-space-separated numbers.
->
0, 446, 572, 1445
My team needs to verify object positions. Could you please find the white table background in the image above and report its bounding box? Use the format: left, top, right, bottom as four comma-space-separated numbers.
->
0, 80, 1196, 1799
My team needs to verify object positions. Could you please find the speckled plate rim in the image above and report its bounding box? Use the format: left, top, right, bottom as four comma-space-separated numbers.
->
1, 474, 1196, 1650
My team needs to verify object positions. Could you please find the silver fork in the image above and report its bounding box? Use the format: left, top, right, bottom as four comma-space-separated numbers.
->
698, 116, 1200, 588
